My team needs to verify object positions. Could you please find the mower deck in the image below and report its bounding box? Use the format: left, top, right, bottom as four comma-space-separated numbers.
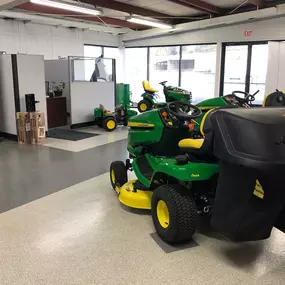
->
117, 180, 152, 210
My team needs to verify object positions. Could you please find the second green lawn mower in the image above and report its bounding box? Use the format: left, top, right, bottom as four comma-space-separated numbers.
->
110, 101, 285, 244
137, 80, 192, 113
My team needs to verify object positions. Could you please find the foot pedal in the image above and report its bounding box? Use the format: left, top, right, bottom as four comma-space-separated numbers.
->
175, 154, 189, 165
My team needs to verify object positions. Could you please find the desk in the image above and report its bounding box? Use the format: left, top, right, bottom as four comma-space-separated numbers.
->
46, 97, 67, 129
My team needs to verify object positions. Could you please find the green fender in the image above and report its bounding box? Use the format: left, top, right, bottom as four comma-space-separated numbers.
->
141, 93, 156, 104
133, 154, 220, 188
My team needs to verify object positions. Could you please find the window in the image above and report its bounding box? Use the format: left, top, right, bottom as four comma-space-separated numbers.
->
104, 47, 122, 83
221, 43, 268, 104
149, 46, 180, 100
84, 45, 102, 58
125, 48, 148, 102
249, 44, 268, 104
71, 57, 114, 82
181, 45, 217, 103
223, 45, 248, 96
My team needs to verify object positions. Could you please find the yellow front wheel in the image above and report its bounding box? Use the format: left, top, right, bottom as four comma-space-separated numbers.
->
103, 117, 117, 132
151, 184, 198, 244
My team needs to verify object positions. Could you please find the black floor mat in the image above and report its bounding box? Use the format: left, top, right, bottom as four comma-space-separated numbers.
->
48, 129, 99, 141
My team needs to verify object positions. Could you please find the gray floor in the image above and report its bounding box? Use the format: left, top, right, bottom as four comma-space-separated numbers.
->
1, 137, 285, 285
0, 139, 127, 213
0, 173, 284, 285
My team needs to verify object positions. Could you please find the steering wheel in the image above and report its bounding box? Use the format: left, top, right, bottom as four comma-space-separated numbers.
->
159, 81, 168, 86
232, 90, 259, 104
166, 101, 202, 121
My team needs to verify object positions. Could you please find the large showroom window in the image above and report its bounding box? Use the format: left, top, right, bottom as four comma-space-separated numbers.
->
181, 44, 217, 103
84, 45, 103, 57
149, 46, 180, 100
125, 47, 148, 102
103, 47, 120, 82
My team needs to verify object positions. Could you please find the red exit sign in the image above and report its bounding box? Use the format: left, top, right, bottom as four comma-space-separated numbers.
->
244, 30, 253, 37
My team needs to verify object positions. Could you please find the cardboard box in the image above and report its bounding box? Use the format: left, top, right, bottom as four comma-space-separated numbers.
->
16, 112, 31, 144
30, 112, 46, 145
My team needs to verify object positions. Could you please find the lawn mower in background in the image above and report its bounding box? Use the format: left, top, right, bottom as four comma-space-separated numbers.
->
137, 80, 192, 113
93, 83, 138, 131
262, 89, 285, 107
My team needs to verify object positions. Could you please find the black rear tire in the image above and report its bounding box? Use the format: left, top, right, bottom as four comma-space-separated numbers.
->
138, 99, 153, 113
110, 161, 128, 191
151, 184, 197, 244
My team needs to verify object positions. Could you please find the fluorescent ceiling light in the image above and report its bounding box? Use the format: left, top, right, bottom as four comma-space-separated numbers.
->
127, 17, 172, 29
30, 0, 101, 16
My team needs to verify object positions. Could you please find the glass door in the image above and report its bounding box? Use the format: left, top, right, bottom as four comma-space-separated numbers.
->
223, 45, 248, 95
249, 44, 268, 104
220, 42, 268, 104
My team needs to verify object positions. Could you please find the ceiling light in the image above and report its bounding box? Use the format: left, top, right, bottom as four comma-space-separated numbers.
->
127, 17, 172, 29
30, 0, 101, 16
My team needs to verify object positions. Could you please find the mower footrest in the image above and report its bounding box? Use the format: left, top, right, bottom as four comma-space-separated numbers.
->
136, 156, 154, 181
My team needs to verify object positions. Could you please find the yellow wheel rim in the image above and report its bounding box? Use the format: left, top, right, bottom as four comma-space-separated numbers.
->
140, 103, 147, 111
157, 200, 170, 228
111, 169, 115, 184
107, 120, 116, 130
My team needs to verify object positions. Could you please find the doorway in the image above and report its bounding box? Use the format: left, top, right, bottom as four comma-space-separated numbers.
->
220, 42, 268, 104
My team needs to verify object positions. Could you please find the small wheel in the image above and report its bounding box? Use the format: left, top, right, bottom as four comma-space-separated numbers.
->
151, 184, 197, 244
103, 117, 117, 131
110, 161, 128, 192
138, 99, 152, 113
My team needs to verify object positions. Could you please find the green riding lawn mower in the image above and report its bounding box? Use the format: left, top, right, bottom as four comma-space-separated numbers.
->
110, 100, 285, 244
137, 80, 192, 113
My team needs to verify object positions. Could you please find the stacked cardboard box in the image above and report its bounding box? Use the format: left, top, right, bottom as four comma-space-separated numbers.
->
30, 112, 46, 145
16, 112, 45, 145
16, 112, 31, 144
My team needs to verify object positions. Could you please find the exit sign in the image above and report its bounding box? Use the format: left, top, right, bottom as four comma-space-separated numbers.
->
244, 30, 253, 37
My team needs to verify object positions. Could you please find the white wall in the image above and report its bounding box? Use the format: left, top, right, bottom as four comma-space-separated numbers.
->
0, 19, 119, 59
123, 16, 285, 47
70, 82, 115, 125
265, 41, 285, 94
44, 59, 71, 113
17, 54, 48, 127
0, 55, 17, 135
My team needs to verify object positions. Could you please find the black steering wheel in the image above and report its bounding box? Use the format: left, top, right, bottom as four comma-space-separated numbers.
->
232, 90, 259, 104
159, 81, 168, 86
166, 101, 202, 121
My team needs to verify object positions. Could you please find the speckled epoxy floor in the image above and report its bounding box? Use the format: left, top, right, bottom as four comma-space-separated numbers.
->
0, 172, 285, 285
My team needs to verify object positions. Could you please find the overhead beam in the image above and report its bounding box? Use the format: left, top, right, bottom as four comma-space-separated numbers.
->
82, 0, 171, 18
0, 0, 28, 10
168, 0, 221, 15
16, 2, 146, 29
248, 0, 264, 7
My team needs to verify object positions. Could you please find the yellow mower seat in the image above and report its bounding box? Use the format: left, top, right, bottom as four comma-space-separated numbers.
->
178, 138, 204, 149
178, 109, 215, 151
142, 80, 158, 93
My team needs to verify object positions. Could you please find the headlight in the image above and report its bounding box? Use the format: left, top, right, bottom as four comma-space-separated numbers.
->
183, 90, 191, 95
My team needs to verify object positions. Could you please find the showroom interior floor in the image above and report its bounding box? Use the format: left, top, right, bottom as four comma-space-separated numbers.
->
0, 126, 285, 285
